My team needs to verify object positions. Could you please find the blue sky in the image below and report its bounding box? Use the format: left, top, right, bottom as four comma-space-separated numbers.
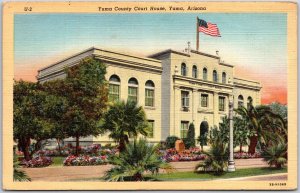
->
14, 13, 287, 103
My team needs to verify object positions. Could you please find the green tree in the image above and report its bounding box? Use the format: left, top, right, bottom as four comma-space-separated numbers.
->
197, 122, 209, 151
268, 102, 287, 119
234, 117, 252, 153
219, 116, 252, 153
104, 138, 172, 181
41, 80, 69, 154
184, 123, 195, 148
62, 58, 108, 155
102, 100, 148, 151
13, 80, 52, 160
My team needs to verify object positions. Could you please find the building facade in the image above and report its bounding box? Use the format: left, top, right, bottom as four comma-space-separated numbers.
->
37, 47, 261, 145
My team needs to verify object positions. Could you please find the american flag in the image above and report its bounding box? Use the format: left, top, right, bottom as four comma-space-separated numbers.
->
198, 19, 221, 37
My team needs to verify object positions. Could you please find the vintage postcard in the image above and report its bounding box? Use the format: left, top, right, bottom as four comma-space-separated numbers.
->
2, 1, 297, 190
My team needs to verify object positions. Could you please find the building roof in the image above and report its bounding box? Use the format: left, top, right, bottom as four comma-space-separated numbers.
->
148, 49, 234, 68
38, 47, 161, 72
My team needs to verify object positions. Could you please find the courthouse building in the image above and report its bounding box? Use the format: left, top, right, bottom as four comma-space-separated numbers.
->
37, 47, 261, 145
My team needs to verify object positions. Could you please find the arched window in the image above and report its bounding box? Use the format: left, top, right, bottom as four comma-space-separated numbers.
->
145, 80, 155, 107
213, 70, 218, 82
222, 72, 226, 84
238, 95, 244, 107
128, 77, 138, 103
109, 75, 120, 102
247, 96, 253, 109
200, 121, 209, 146
192, 65, 197, 78
181, 63, 187, 76
203, 68, 207, 81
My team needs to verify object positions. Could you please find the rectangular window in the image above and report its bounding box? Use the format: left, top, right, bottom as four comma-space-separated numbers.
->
181, 91, 190, 108
180, 121, 189, 138
219, 96, 225, 111
147, 120, 154, 138
145, 88, 154, 107
201, 94, 208, 107
128, 86, 138, 103
109, 84, 120, 102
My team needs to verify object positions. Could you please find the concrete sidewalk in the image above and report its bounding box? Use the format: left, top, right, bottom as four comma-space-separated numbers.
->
218, 173, 288, 181
21, 158, 269, 181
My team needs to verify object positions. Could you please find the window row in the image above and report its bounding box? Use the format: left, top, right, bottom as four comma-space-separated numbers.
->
108, 75, 155, 107
238, 95, 253, 109
181, 91, 226, 111
181, 63, 227, 84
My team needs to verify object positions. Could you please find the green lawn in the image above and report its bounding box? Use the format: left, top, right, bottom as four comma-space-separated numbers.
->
151, 167, 287, 181
71, 167, 287, 181
51, 156, 65, 166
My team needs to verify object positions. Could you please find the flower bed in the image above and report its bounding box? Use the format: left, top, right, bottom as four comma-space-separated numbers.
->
21, 156, 53, 168
161, 148, 206, 162
234, 152, 261, 159
63, 155, 109, 166
160, 148, 261, 162
34, 144, 118, 157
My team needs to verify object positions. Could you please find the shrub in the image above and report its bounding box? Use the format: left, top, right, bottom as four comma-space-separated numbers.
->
183, 138, 193, 149
261, 142, 287, 169
104, 139, 172, 181
165, 136, 179, 149
195, 126, 228, 175
13, 147, 31, 181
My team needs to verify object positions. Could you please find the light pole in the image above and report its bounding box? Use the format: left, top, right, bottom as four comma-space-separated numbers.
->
228, 101, 235, 172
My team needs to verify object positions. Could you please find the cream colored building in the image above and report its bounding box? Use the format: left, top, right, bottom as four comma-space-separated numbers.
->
38, 47, 261, 145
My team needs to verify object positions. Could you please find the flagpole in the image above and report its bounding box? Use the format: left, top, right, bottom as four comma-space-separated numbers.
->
196, 17, 199, 51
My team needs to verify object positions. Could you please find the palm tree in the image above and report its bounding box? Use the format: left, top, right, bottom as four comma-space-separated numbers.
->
102, 100, 149, 151
261, 139, 287, 169
104, 138, 172, 181
195, 126, 228, 175
235, 99, 286, 154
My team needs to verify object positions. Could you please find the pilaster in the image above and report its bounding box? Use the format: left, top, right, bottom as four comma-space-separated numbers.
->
173, 85, 181, 136
213, 91, 219, 126
192, 89, 198, 121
